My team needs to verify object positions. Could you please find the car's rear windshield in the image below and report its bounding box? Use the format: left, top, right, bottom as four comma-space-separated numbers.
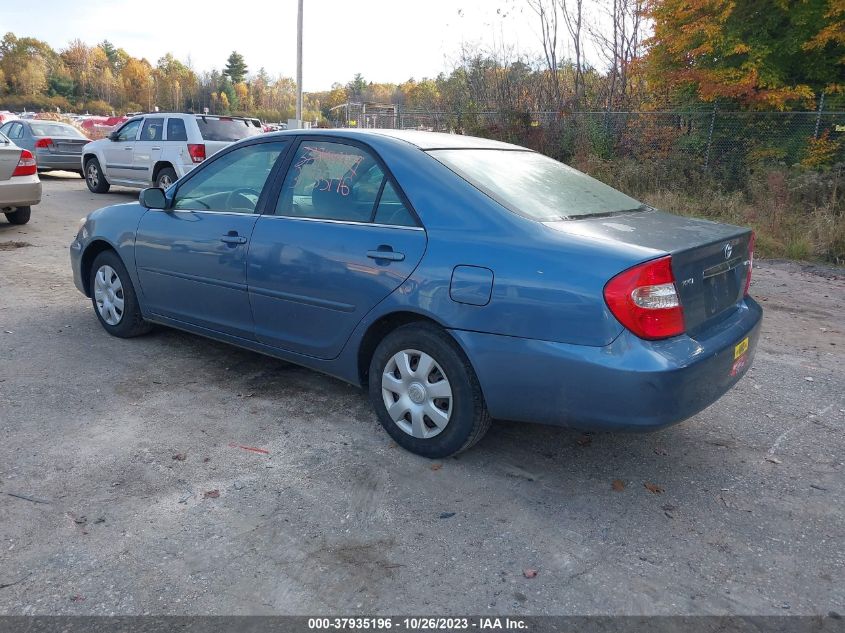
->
429, 149, 643, 220
30, 122, 87, 138
195, 116, 262, 142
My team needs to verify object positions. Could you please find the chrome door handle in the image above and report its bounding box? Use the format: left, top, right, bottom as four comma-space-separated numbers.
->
220, 235, 248, 245
366, 249, 404, 262
123, 146, 133, 150
151, 146, 161, 150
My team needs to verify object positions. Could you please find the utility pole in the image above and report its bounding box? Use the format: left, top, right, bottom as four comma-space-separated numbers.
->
296, 0, 303, 125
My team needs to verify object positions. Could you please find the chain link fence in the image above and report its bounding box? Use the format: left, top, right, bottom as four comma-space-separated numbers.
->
333, 105, 845, 187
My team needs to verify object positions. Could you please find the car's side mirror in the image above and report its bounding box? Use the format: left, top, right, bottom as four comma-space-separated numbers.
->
140, 187, 169, 210
108, 131, 119, 141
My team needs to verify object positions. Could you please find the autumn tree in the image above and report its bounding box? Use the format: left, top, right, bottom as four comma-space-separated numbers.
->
120, 58, 154, 110
644, 0, 845, 109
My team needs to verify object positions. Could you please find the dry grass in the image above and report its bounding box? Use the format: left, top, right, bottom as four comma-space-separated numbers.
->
575, 156, 844, 265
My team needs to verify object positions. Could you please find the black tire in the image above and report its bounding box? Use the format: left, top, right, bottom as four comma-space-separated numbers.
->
368, 322, 491, 458
84, 157, 110, 193
89, 250, 151, 338
155, 166, 177, 190
5, 206, 31, 225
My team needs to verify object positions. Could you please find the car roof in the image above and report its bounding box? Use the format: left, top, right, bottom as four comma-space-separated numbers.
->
265, 128, 528, 151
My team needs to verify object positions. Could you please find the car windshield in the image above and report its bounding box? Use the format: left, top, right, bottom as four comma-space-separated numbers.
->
196, 117, 262, 142
30, 122, 87, 138
429, 149, 644, 220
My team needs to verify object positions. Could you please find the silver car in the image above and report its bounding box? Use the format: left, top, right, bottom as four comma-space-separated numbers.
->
0, 119, 88, 175
0, 131, 41, 225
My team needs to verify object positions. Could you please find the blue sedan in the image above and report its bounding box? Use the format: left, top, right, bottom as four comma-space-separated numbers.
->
70, 129, 762, 457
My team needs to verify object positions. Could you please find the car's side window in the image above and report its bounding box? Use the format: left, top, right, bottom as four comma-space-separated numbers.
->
172, 141, 287, 213
166, 118, 187, 141
373, 181, 417, 227
276, 141, 385, 223
0, 123, 10, 137
6, 123, 23, 139
141, 118, 164, 142
116, 119, 141, 142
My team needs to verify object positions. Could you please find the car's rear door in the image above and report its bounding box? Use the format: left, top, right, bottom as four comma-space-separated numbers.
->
247, 137, 427, 360
134, 138, 291, 339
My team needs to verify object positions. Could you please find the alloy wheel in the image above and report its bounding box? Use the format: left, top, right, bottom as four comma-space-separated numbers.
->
87, 163, 99, 189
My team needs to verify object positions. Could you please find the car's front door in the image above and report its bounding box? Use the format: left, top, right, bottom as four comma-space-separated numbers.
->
103, 118, 142, 181
248, 138, 427, 360
134, 139, 290, 339
133, 117, 164, 184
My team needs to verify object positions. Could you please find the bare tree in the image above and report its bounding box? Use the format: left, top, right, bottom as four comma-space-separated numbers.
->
590, 0, 647, 111
527, 0, 562, 108
560, 0, 584, 107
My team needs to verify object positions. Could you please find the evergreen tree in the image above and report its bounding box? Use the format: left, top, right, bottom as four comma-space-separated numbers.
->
223, 51, 248, 83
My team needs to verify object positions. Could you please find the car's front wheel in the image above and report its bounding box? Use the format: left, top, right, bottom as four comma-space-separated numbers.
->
84, 157, 110, 193
368, 323, 491, 458
89, 250, 151, 338
4, 206, 31, 225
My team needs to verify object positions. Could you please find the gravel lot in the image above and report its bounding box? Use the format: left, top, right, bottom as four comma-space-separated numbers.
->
1, 173, 843, 616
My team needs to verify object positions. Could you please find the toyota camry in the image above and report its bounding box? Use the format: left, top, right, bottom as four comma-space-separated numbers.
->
70, 129, 762, 457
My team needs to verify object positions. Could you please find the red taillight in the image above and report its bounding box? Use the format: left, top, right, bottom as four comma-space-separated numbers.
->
12, 150, 37, 177
744, 232, 755, 295
187, 143, 206, 163
604, 255, 685, 340
34, 137, 53, 148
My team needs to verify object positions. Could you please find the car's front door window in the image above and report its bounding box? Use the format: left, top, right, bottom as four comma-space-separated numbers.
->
115, 119, 141, 142
172, 142, 287, 213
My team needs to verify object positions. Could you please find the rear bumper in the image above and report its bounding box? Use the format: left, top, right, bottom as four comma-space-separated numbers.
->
36, 151, 83, 170
451, 297, 762, 430
0, 175, 41, 208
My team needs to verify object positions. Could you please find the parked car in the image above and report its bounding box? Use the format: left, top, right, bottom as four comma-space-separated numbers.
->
81, 113, 264, 193
0, 119, 89, 175
0, 130, 41, 225
70, 130, 761, 458
0, 111, 19, 125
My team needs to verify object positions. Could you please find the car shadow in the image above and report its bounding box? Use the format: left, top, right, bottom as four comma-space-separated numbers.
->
127, 323, 723, 492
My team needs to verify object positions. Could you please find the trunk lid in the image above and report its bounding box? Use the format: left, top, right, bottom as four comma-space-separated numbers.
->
544, 209, 752, 334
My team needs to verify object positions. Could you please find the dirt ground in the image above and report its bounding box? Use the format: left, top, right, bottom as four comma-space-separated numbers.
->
0, 173, 843, 615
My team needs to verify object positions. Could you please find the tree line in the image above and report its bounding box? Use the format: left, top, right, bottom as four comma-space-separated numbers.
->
0, 0, 842, 123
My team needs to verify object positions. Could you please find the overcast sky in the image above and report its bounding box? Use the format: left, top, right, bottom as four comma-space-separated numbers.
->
1, 0, 607, 90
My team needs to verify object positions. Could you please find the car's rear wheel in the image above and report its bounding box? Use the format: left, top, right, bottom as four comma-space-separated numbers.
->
89, 250, 151, 338
5, 206, 31, 225
368, 323, 491, 458
155, 167, 177, 190
84, 157, 110, 193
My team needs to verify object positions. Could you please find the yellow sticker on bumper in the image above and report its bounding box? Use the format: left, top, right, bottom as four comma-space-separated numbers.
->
734, 337, 749, 360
